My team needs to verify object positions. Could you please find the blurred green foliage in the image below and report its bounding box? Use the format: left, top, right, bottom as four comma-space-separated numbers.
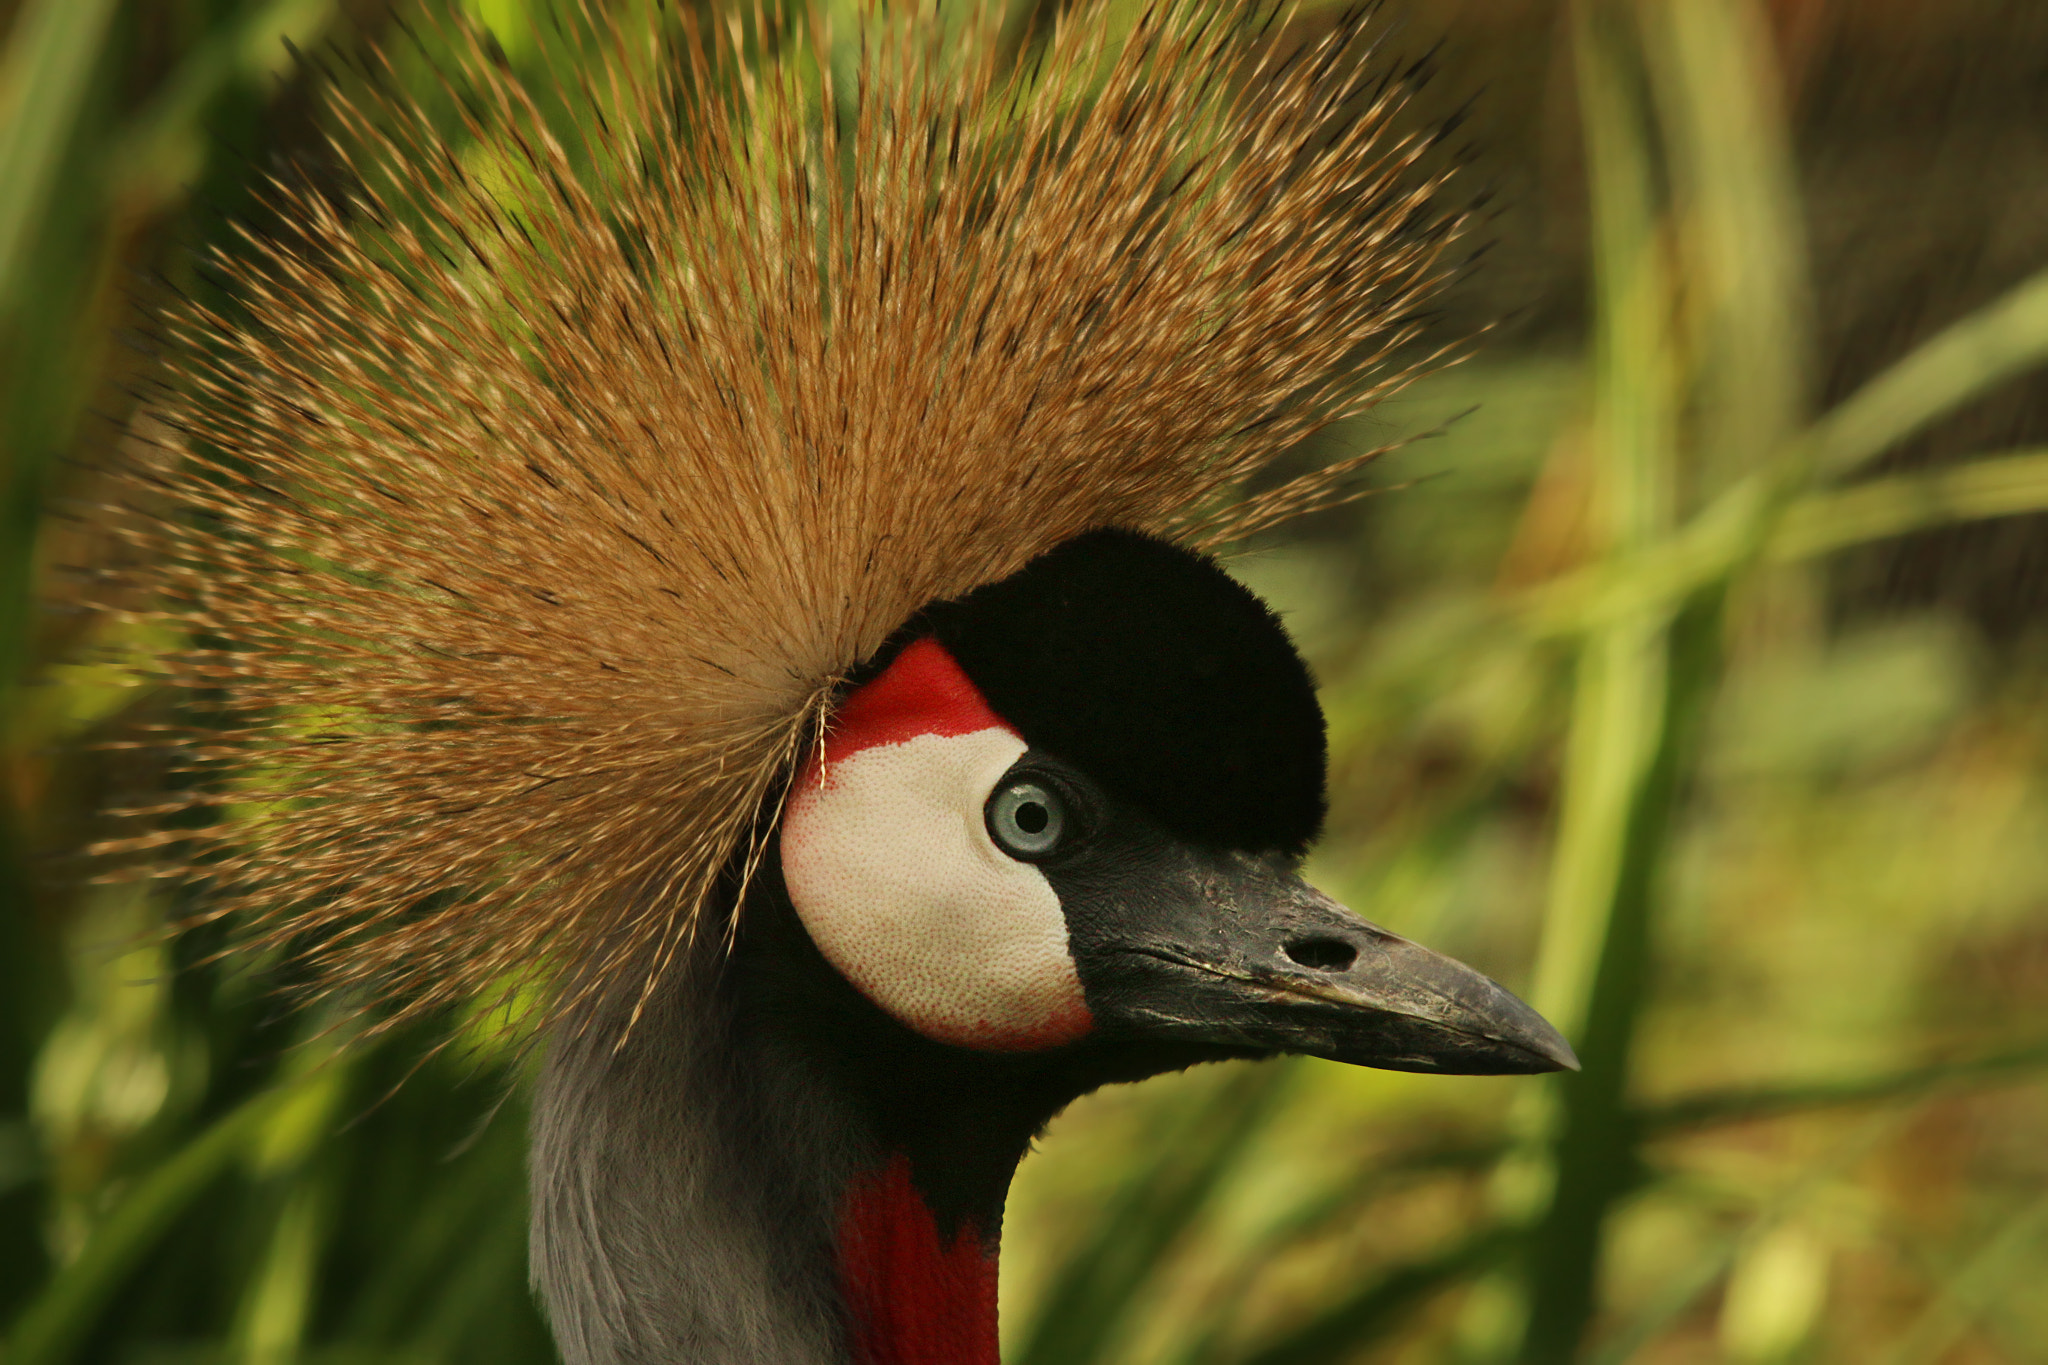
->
4, 1, 2048, 1362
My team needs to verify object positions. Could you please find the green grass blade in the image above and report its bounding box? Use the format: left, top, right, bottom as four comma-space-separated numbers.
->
1646, 0, 1811, 483
1773, 446, 2048, 560
339, 1104, 529, 1340
1511, 10, 1807, 1351
406, 1196, 534, 1356
1811, 264, 2048, 480
1523, 0, 1675, 1058
1517, 595, 1721, 1365
1169, 1140, 1510, 1365
1235, 1226, 1516, 1365
0, 0, 120, 710
1587, 1111, 1904, 1365
1527, 442, 2048, 638
1481, 5, 1684, 1359
1010, 1064, 1294, 1365
1638, 1036, 2048, 1135
1881, 1191, 2048, 1365
231, 1173, 337, 1364
0, 0, 120, 317
3, 1086, 293, 1365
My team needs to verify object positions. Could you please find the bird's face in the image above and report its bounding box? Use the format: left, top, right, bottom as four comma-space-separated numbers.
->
779, 530, 1575, 1077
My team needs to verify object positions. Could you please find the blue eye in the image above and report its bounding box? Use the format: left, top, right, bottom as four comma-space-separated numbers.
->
987, 780, 1065, 858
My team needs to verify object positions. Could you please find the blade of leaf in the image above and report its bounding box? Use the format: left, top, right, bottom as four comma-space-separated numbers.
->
340, 1102, 530, 1340
0, 0, 120, 318
1881, 1190, 2048, 1365
1587, 1108, 1905, 1365
1237, 1225, 1517, 1365
1507, 2, 1690, 1360
1010, 1062, 1295, 1365
3, 1083, 302, 1365
1772, 447, 2048, 561
1171, 1139, 1509, 1365
1645, 0, 1811, 487
1638, 1036, 2048, 1135
1811, 264, 2048, 480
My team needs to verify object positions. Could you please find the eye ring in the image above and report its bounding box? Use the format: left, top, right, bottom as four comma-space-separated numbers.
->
987, 779, 1067, 859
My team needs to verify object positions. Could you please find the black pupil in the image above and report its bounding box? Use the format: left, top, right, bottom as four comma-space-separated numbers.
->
1014, 801, 1049, 834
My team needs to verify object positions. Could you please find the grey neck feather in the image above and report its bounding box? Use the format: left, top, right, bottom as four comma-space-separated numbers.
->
528, 943, 872, 1365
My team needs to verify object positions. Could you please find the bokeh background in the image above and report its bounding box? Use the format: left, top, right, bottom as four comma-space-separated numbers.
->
4, 1, 2047, 1361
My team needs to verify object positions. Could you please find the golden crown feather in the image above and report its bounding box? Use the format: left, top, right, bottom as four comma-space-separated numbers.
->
94, 0, 1466, 1039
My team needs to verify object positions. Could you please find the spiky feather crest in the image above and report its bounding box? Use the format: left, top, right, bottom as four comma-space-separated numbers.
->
99, 0, 1465, 1039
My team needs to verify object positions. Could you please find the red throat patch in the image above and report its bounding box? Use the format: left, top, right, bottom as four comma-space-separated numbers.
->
836, 1153, 1000, 1365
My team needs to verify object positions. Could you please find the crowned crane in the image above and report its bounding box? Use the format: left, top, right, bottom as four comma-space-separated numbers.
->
107, 5, 1575, 1363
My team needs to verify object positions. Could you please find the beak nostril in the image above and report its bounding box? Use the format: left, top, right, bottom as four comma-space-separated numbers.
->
1283, 937, 1357, 972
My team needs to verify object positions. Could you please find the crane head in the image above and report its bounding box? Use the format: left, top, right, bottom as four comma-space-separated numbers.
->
779, 529, 1576, 1078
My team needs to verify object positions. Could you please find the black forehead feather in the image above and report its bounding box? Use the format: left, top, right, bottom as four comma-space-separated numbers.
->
923, 529, 1326, 856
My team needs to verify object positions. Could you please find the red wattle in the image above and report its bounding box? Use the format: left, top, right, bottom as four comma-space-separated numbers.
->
835, 1153, 1000, 1365
819, 638, 1016, 767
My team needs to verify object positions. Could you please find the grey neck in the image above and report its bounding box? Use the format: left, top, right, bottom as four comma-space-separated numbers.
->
528, 947, 869, 1365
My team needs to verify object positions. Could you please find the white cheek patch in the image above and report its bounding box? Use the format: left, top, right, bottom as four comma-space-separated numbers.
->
781, 727, 1093, 1051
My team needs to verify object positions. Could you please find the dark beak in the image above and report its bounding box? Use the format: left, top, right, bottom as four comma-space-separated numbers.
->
1082, 851, 1578, 1076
